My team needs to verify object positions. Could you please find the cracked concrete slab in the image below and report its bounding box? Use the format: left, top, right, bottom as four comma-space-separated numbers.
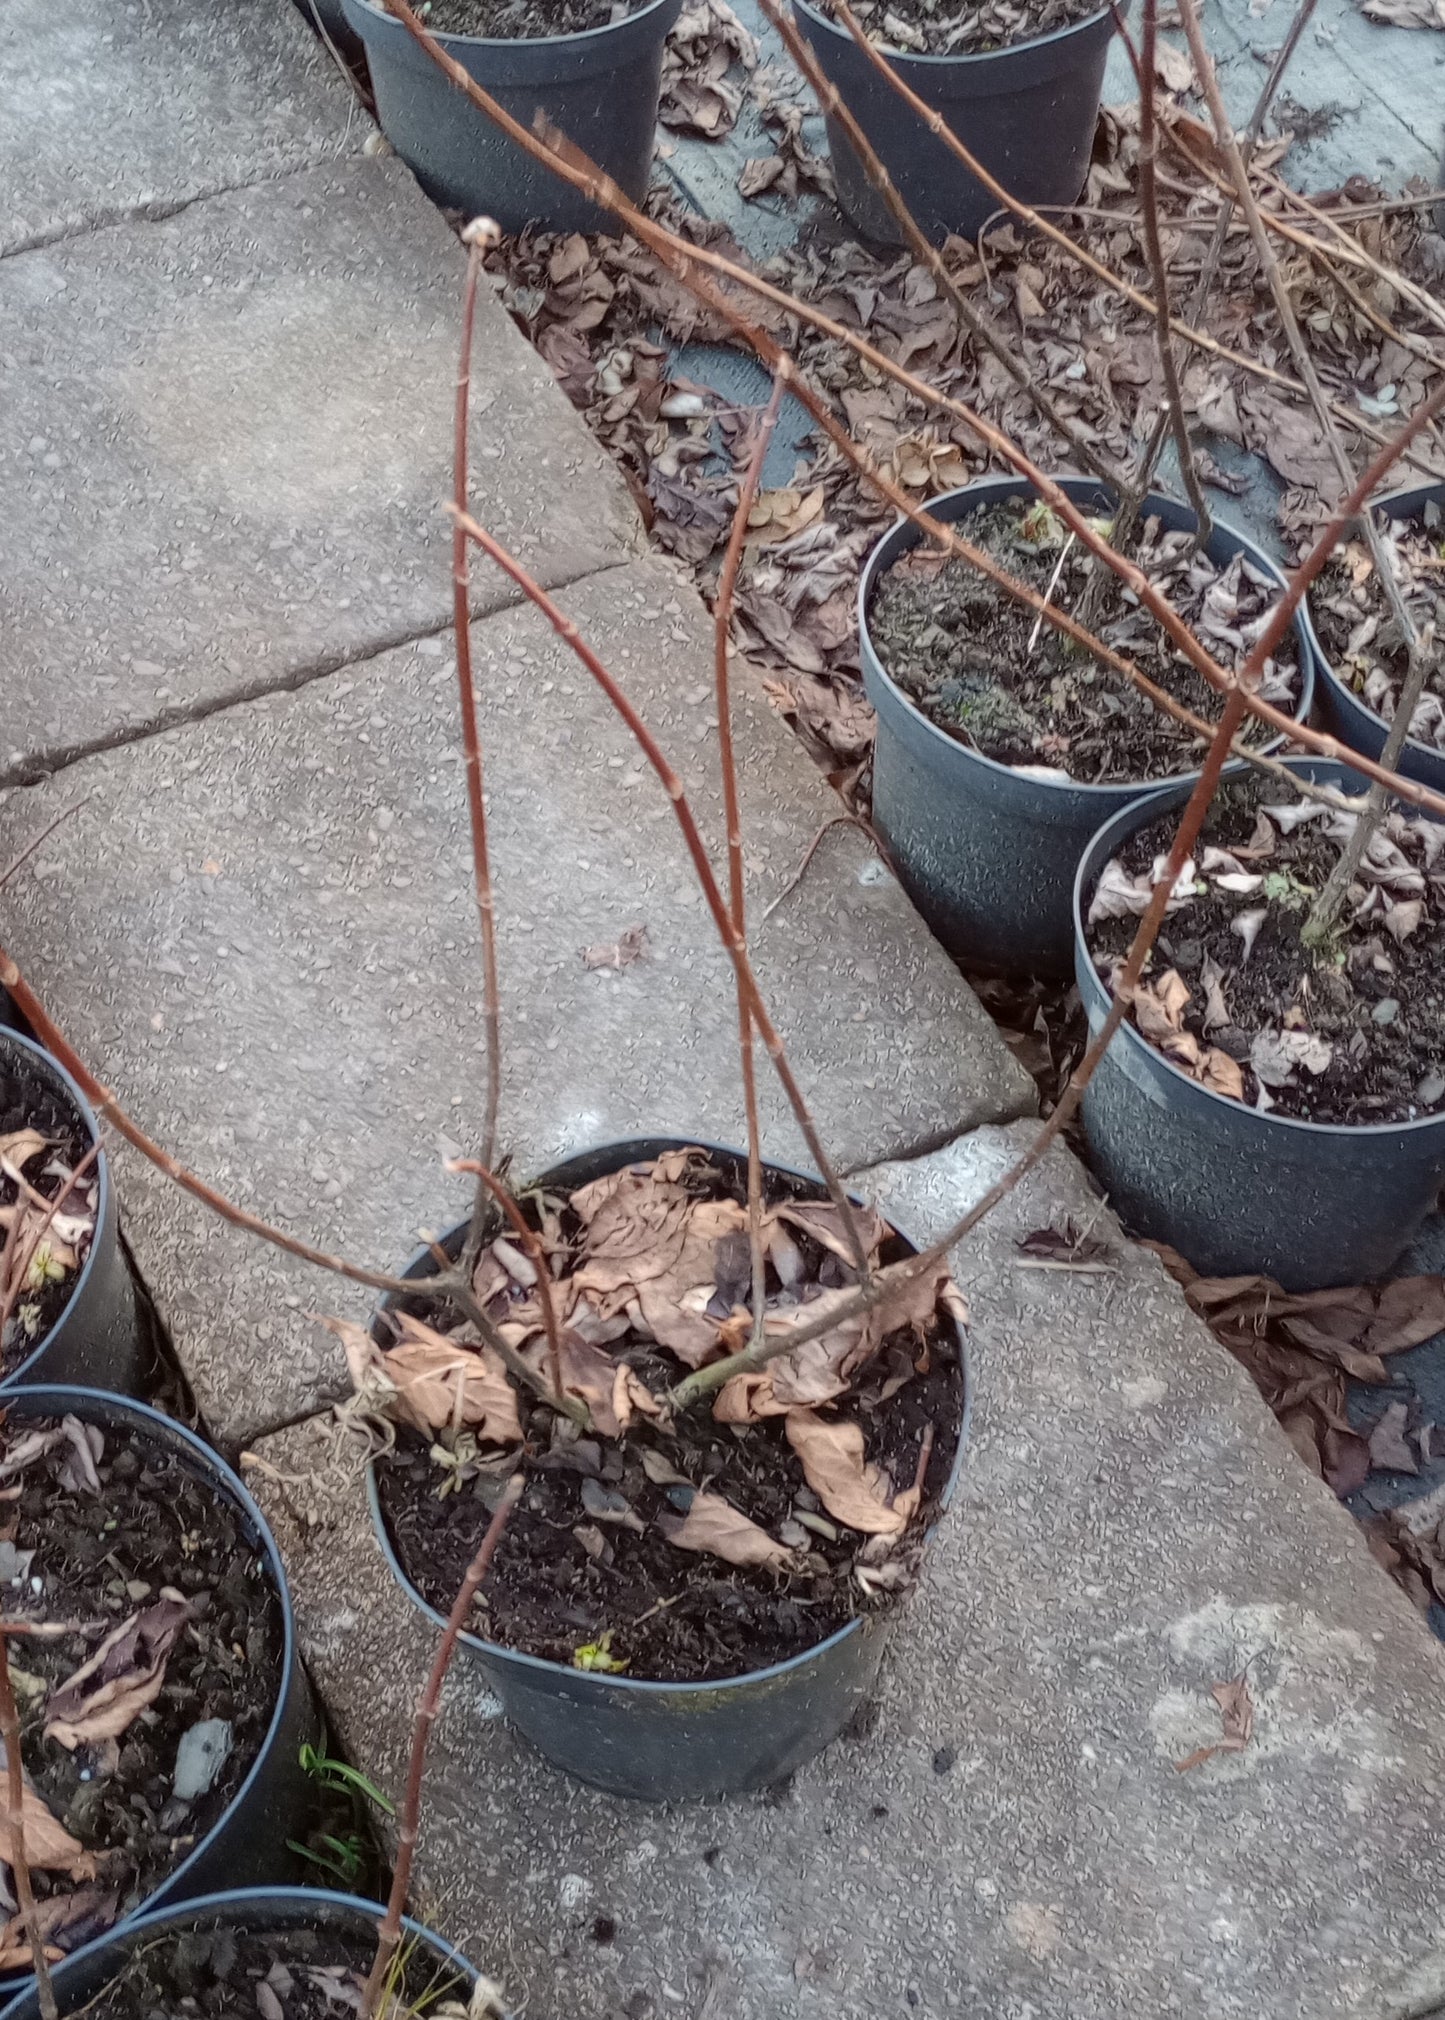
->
1, 0, 362, 258
0, 554, 1030, 1443
0, 153, 640, 774
245, 1120, 1445, 2020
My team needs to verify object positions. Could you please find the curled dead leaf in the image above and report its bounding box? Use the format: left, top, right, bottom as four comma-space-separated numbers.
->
44, 1596, 192, 1750
784, 1411, 917, 1536
656, 1489, 796, 1570
327, 1314, 522, 1445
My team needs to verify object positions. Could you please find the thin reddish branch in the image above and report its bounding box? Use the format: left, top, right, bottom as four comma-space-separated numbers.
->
453, 226, 505, 1175
448, 504, 873, 1280
362, 1475, 521, 2019
446, 1157, 564, 1398
0, 1625, 58, 2020
715, 370, 790, 1344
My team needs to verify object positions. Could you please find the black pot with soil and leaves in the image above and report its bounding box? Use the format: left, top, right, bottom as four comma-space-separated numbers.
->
792, 0, 1116, 245
1300, 481, 1445, 799
0, 1886, 483, 2020
352, 1138, 971, 1803
1073, 758, 1445, 1291
0, 1030, 140, 1396
858, 475, 1316, 978
0, 1390, 319, 1981
341, 0, 683, 234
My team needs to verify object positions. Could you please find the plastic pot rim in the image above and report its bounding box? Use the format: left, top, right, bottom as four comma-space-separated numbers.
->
0, 1031, 116, 1390
792, 0, 1112, 69
859, 474, 1315, 801
0, 1885, 478, 2017
344, 0, 678, 59
4, 1388, 302, 1917
1297, 478, 1445, 769
368, 1134, 973, 1702
1073, 754, 1445, 1144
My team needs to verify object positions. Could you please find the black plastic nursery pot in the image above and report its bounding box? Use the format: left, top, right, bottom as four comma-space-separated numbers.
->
1300, 481, 1445, 800
792, 0, 1115, 245
341, 0, 683, 234
859, 474, 1317, 979
0, 1888, 478, 2020
0, 1029, 140, 1395
369, 1138, 972, 1803
0, 1390, 320, 1980
1073, 759, 1445, 1291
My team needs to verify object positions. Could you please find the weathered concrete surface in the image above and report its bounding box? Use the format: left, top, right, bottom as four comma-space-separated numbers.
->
0, 555, 1031, 1444
246, 1121, 1445, 2020
0, 155, 639, 774
1, 0, 360, 259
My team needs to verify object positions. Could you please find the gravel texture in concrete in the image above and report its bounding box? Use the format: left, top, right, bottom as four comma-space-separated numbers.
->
0, 556, 1031, 1443
0, 154, 639, 776
1, 0, 360, 258
245, 1121, 1445, 2020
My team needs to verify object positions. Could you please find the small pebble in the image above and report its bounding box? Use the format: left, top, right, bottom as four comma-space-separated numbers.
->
1372, 998, 1400, 1026
172, 1717, 233, 1801
1418, 1073, 1445, 1106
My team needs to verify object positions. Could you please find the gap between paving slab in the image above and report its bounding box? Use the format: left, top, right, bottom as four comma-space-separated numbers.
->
0, 151, 640, 770
244, 1119, 1445, 2020
0, 553, 1031, 1448
1, 0, 365, 259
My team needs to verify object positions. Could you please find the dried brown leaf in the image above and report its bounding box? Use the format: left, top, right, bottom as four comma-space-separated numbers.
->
784, 1411, 916, 1536
656, 1489, 795, 1570
44, 1597, 191, 1750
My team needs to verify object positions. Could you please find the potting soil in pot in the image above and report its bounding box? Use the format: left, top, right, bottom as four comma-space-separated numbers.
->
867, 500, 1301, 782
414, 0, 642, 36
1085, 774, 1445, 1124
41, 1918, 469, 2020
1312, 514, 1445, 753
0, 1062, 99, 1377
0, 1414, 284, 1964
361, 1148, 966, 1684
818, 0, 1100, 54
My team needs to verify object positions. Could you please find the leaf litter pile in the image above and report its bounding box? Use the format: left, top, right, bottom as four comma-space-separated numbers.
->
351, 1149, 966, 1683
0, 1412, 282, 1967
1312, 504, 1445, 751
1151, 1246, 1445, 1630
866, 500, 1300, 782
41, 1916, 473, 2020
1086, 775, 1445, 1123
487, 99, 1445, 799
816, 0, 1101, 57
0, 1055, 99, 1376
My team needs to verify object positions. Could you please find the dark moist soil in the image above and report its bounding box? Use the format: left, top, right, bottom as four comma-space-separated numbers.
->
1312, 514, 1445, 745
1087, 775, 1445, 1125
4, 1414, 283, 1953
822, 0, 1100, 55
375, 1160, 965, 1686
868, 502, 1300, 785
0, 1051, 95, 1374
56, 1919, 467, 2020
417, 0, 639, 39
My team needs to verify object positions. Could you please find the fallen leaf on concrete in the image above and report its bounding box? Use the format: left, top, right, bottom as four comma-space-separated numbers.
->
656, 1489, 795, 1569
1368, 1399, 1419, 1473
1362, 0, 1445, 25
784, 1411, 917, 1535
581, 923, 649, 971
1174, 1672, 1254, 1771
44, 1596, 192, 1749
1013, 1222, 1114, 1273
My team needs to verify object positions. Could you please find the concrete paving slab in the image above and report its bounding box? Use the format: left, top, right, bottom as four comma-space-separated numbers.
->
245, 1119, 1445, 2020
0, 154, 639, 777
1, 0, 361, 259
0, 554, 1031, 1444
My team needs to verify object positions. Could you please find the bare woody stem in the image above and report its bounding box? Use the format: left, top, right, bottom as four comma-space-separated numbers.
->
361, 1476, 522, 2020
449, 504, 873, 1282
813, 0, 1431, 476
751, 0, 1123, 489
669, 386, 1445, 1405
380, 0, 1445, 815
0, 1626, 58, 2020
714, 369, 790, 1346
446, 1158, 565, 1399
451, 226, 506, 1265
